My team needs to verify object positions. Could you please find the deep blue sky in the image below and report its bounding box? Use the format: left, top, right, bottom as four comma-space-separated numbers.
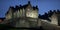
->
0, 0, 60, 18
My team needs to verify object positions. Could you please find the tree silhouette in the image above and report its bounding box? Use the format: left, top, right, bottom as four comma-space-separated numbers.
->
48, 10, 53, 17
57, 9, 60, 13
38, 14, 42, 18
53, 10, 56, 13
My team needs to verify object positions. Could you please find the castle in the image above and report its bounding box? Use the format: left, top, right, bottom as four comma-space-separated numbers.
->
4, 1, 39, 27
1, 1, 60, 28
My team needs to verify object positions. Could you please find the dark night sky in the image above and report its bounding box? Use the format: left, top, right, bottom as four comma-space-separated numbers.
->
0, 0, 60, 18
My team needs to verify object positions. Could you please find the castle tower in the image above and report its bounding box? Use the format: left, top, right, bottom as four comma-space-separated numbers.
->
5, 6, 14, 20
26, 1, 38, 18
50, 12, 58, 25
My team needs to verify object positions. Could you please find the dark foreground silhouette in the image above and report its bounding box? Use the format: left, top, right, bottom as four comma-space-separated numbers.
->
0, 24, 44, 30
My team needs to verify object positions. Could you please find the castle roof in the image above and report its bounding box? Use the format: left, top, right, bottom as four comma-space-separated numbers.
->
5, 1, 38, 15
38, 10, 60, 21
48, 10, 60, 17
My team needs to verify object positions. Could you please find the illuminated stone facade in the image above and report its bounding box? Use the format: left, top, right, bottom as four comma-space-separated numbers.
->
5, 1, 38, 20
49, 11, 60, 26
50, 12, 58, 25
4, 1, 60, 28
5, 1, 39, 27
